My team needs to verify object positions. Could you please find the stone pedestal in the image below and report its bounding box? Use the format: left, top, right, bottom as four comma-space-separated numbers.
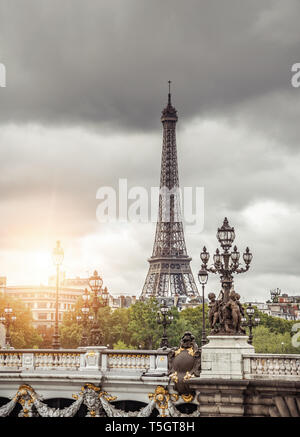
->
200, 336, 255, 380
79, 346, 107, 371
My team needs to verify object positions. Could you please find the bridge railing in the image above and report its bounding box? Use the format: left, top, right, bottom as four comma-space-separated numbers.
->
0, 349, 84, 371
243, 353, 300, 380
0, 348, 169, 374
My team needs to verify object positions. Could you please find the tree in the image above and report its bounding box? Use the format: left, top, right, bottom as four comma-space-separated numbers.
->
0, 296, 43, 349
60, 299, 112, 348
179, 305, 210, 346
128, 298, 162, 349
107, 308, 131, 347
252, 325, 300, 354
113, 340, 135, 350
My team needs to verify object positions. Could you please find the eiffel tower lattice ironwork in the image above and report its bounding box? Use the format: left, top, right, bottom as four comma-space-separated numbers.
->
141, 83, 199, 305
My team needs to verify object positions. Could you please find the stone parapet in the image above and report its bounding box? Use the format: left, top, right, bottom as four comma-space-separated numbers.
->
200, 335, 255, 379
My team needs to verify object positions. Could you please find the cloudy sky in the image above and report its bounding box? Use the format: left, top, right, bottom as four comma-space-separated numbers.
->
0, 0, 300, 301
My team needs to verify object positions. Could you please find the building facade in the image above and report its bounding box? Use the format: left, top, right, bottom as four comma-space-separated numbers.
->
1, 276, 137, 331
245, 296, 300, 320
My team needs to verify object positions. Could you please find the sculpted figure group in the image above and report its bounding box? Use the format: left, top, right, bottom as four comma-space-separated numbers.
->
208, 290, 246, 335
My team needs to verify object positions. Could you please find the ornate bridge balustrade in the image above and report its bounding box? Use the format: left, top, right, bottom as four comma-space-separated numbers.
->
243, 354, 300, 380
0, 350, 83, 370
0, 348, 168, 374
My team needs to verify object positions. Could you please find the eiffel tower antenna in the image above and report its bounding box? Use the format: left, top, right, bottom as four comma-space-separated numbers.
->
140, 85, 199, 306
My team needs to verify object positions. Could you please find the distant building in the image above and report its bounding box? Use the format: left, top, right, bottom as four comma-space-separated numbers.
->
110, 295, 137, 310
268, 290, 300, 320
4, 284, 83, 330
246, 292, 300, 321
48, 274, 90, 289
1, 276, 137, 331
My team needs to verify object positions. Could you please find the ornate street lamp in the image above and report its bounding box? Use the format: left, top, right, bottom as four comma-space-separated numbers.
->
52, 240, 64, 349
0, 304, 16, 348
201, 218, 252, 304
201, 217, 253, 335
157, 300, 174, 348
88, 270, 109, 346
76, 289, 94, 347
198, 267, 208, 347
241, 303, 260, 345
270, 288, 281, 303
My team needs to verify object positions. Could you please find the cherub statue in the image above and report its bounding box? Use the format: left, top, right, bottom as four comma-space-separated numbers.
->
224, 291, 245, 334
208, 292, 220, 333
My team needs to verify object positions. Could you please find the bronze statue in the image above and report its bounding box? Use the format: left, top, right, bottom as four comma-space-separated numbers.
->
208, 293, 220, 334
207, 290, 246, 335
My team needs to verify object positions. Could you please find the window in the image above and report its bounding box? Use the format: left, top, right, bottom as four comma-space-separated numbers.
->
38, 313, 47, 320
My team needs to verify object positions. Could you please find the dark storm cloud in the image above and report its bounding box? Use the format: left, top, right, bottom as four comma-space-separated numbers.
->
0, 0, 299, 138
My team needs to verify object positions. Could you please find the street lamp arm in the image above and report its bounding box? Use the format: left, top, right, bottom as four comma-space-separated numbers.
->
235, 265, 249, 274
205, 265, 218, 274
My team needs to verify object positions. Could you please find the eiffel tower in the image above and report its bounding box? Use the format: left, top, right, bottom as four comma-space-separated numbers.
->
141, 83, 199, 307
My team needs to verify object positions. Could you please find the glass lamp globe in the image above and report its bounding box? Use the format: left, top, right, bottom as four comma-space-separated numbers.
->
243, 247, 253, 265
217, 217, 235, 250
246, 305, 255, 315
53, 240, 64, 266
82, 288, 90, 302
160, 300, 168, 315
198, 268, 208, 285
213, 248, 221, 265
200, 246, 210, 264
89, 270, 103, 293
231, 245, 240, 263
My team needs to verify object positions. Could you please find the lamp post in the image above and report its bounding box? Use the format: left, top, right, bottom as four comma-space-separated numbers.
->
88, 270, 109, 346
52, 240, 64, 349
241, 303, 260, 345
270, 288, 281, 303
0, 304, 16, 348
157, 300, 173, 348
198, 267, 208, 346
200, 217, 253, 304
76, 288, 94, 347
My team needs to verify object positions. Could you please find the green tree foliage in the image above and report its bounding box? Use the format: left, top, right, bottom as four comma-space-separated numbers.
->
58, 298, 300, 354
0, 296, 43, 349
60, 296, 112, 348
107, 308, 131, 347
128, 298, 161, 349
113, 340, 135, 350
252, 325, 300, 354
179, 305, 210, 346
253, 308, 295, 335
